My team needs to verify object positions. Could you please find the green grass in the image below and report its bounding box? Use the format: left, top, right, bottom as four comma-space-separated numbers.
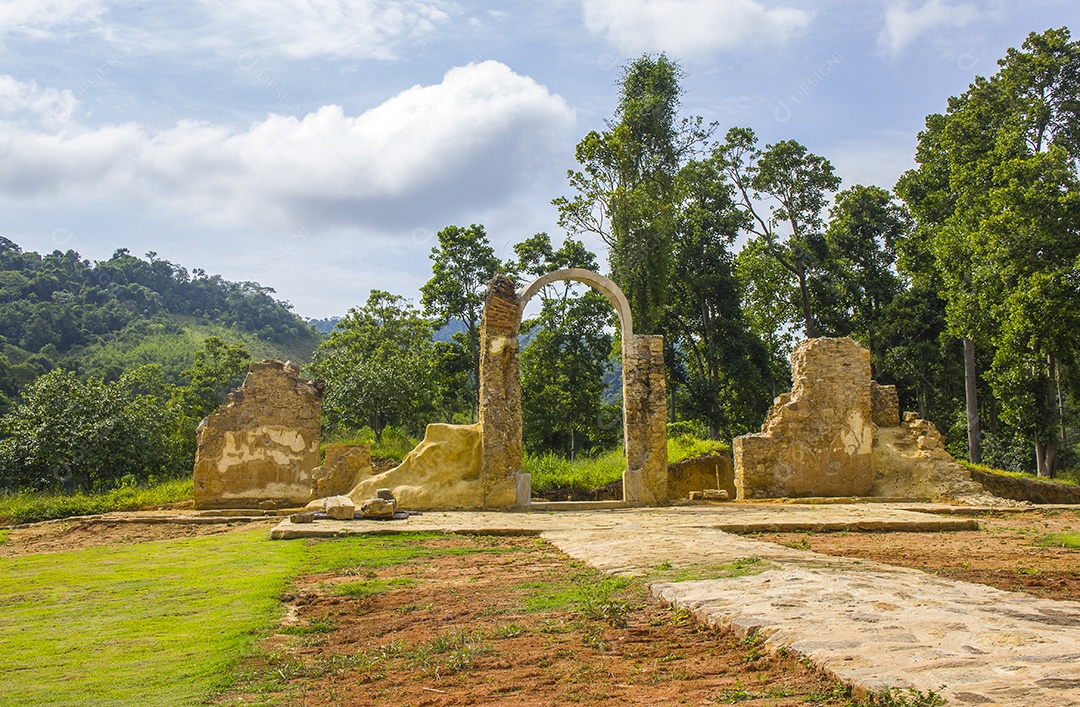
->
667, 434, 731, 464
960, 461, 1078, 486
525, 449, 626, 492
650, 556, 776, 583
305, 531, 509, 572
0, 529, 9, 544
514, 570, 633, 623
1039, 532, 1080, 549
0, 528, 307, 707
321, 425, 420, 462
0, 477, 194, 526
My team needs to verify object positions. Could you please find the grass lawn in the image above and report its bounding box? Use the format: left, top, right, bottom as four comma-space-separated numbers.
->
0, 478, 194, 526
0, 529, 306, 707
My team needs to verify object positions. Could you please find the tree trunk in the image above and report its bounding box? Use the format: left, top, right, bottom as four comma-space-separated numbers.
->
798, 271, 818, 338
963, 337, 981, 464
1035, 435, 1058, 478
1038, 354, 1061, 478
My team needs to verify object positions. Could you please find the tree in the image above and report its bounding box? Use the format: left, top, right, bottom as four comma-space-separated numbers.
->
664, 153, 774, 439
817, 185, 907, 360
311, 291, 436, 442
719, 128, 841, 340
421, 225, 501, 422
511, 235, 615, 458
897, 28, 1080, 475
555, 54, 711, 334
0, 366, 183, 492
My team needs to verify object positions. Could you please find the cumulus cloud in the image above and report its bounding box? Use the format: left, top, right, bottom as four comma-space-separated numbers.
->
878, 0, 980, 56
0, 61, 575, 233
197, 0, 457, 60
582, 0, 812, 56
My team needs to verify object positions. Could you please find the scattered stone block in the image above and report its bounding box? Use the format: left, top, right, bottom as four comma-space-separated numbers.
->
324, 495, 356, 520
703, 489, 729, 500
376, 488, 395, 501
688, 491, 703, 501
258, 500, 277, 511
290, 512, 315, 524
360, 498, 396, 519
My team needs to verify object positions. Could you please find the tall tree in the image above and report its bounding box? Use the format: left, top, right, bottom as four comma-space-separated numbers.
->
719, 128, 841, 340
421, 224, 501, 422
554, 54, 710, 334
664, 153, 774, 439
818, 185, 907, 361
898, 28, 1080, 475
311, 291, 435, 442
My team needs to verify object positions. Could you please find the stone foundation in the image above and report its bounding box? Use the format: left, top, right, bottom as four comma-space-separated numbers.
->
193, 360, 324, 509
668, 454, 735, 501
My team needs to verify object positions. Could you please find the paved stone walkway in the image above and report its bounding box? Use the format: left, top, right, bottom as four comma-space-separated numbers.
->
271, 503, 1080, 706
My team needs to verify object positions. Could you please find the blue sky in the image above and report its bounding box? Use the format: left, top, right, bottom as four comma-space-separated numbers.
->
1, 0, 1077, 318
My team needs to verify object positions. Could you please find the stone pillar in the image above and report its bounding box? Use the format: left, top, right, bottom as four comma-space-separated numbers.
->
478, 274, 524, 508
623, 334, 668, 505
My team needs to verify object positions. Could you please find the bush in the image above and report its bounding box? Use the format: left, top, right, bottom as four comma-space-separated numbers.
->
666, 420, 709, 440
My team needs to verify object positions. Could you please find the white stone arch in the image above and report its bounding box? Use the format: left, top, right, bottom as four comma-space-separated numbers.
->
516, 268, 634, 347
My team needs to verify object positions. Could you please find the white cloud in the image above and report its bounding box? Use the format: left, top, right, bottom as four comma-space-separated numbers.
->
879, 0, 980, 56
0, 0, 105, 36
582, 0, 812, 57
199, 0, 458, 60
0, 75, 77, 124
0, 61, 575, 234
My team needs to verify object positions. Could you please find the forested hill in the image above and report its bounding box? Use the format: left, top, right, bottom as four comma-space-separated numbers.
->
0, 238, 320, 392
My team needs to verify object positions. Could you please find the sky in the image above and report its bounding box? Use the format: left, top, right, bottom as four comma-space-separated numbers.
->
1, 1, 1077, 319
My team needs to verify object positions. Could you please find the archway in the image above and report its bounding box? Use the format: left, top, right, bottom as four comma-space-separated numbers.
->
477, 270, 668, 508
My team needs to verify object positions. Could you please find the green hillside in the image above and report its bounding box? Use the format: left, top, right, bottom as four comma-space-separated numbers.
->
0, 238, 320, 393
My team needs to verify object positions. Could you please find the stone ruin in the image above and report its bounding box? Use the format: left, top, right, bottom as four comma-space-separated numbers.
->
193, 360, 325, 509
191, 269, 671, 512
327, 268, 670, 509
733, 337, 995, 503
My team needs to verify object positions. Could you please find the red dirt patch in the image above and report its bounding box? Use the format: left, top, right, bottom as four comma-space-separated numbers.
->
758, 509, 1080, 601
214, 534, 849, 706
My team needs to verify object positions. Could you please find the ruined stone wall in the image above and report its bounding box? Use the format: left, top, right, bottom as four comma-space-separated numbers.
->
193, 360, 323, 509
668, 453, 734, 501
311, 444, 372, 500
623, 334, 668, 504
478, 274, 523, 508
734, 338, 875, 499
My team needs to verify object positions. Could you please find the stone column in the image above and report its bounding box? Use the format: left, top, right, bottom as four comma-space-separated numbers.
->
478, 274, 524, 508
623, 334, 668, 505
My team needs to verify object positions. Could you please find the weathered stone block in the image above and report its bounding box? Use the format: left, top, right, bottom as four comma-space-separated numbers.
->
193, 360, 324, 509
668, 453, 735, 501
324, 495, 355, 520
359, 497, 396, 519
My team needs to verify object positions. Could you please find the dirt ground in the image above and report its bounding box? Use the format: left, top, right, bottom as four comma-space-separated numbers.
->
3, 508, 1078, 705
761, 508, 1080, 602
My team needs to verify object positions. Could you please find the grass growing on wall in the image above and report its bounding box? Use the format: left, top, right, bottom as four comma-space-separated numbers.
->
0, 528, 307, 707
0, 477, 193, 526
667, 435, 731, 464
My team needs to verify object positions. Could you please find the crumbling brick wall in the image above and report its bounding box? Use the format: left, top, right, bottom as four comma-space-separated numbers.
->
734, 338, 875, 499
193, 360, 324, 509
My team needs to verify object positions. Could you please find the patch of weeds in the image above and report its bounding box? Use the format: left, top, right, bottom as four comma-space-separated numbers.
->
741, 632, 765, 663
334, 576, 417, 599
307, 532, 512, 573
0, 529, 9, 545
649, 556, 776, 583
410, 628, 488, 676
870, 686, 947, 706
279, 617, 336, 635
1039, 532, 1080, 549
395, 602, 432, 614
806, 682, 853, 704
491, 623, 528, 639
784, 534, 813, 550
649, 606, 691, 627
578, 575, 634, 626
